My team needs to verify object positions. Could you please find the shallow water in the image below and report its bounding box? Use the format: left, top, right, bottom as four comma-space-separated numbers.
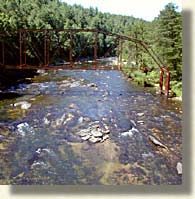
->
0, 70, 182, 185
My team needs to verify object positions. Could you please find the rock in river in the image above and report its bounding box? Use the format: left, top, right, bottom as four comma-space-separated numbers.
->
121, 127, 139, 137
17, 122, 33, 136
91, 129, 103, 137
81, 134, 91, 141
137, 121, 144, 124
88, 137, 101, 143
87, 83, 98, 88
68, 103, 77, 109
148, 135, 168, 149
121, 130, 133, 137
101, 134, 109, 142
102, 129, 110, 134
78, 117, 84, 124
176, 162, 182, 175
78, 129, 90, 137
14, 101, 31, 110
0, 134, 5, 141
137, 112, 144, 117
70, 81, 81, 88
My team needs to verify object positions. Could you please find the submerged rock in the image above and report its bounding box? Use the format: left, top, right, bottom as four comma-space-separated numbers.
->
142, 152, 154, 159
52, 113, 66, 127
31, 161, 47, 169
64, 113, 74, 124
51, 113, 74, 128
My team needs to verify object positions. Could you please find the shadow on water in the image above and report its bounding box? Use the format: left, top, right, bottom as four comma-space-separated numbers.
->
0, 69, 36, 91
8, 10, 192, 195
0, 92, 22, 100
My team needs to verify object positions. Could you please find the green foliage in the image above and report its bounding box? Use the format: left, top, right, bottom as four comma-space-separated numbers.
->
122, 3, 182, 96
146, 70, 160, 84
170, 81, 182, 96
155, 3, 182, 81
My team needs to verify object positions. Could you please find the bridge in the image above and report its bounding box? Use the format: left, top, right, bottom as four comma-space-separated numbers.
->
0, 29, 170, 96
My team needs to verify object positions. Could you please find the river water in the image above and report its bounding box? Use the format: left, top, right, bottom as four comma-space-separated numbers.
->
0, 69, 182, 185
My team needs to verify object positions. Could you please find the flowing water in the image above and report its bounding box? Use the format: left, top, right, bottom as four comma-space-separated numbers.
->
0, 69, 182, 185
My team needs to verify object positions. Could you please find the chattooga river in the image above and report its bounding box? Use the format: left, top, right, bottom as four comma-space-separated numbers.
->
0, 69, 182, 185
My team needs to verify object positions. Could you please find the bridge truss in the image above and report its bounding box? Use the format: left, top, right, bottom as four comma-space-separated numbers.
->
0, 29, 170, 96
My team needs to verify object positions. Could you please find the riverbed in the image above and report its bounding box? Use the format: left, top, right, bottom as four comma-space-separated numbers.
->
0, 69, 182, 185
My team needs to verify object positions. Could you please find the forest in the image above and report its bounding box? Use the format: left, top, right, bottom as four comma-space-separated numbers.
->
0, 0, 182, 96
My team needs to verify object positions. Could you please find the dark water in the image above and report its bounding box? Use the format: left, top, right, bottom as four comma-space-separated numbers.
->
0, 70, 182, 185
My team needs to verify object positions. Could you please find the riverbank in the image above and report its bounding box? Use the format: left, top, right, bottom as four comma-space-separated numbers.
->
122, 68, 182, 101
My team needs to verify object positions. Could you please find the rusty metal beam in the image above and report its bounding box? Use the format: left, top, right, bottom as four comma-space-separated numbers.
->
159, 67, 170, 97
47, 37, 50, 66
117, 39, 123, 70
69, 32, 73, 67
19, 30, 23, 66
164, 68, 170, 97
159, 69, 164, 94
44, 31, 47, 66
120, 40, 123, 70
24, 32, 26, 66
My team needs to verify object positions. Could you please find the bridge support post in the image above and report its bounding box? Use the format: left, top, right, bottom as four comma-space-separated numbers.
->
94, 31, 98, 67
19, 30, 27, 67
159, 69, 164, 94
165, 68, 170, 97
23, 31, 27, 66
69, 32, 73, 67
118, 39, 123, 70
159, 67, 170, 97
44, 30, 50, 67
19, 30, 23, 66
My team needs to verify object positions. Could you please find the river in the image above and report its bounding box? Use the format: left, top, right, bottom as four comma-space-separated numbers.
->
0, 69, 182, 185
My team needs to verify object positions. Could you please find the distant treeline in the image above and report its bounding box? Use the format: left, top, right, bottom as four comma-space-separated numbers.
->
0, 0, 182, 95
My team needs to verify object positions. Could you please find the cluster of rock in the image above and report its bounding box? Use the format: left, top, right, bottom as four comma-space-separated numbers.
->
58, 78, 98, 90
16, 122, 34, 136
77, 124, 110, 143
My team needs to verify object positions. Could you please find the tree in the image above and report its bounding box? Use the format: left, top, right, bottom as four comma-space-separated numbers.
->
155, 3, 182, 81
